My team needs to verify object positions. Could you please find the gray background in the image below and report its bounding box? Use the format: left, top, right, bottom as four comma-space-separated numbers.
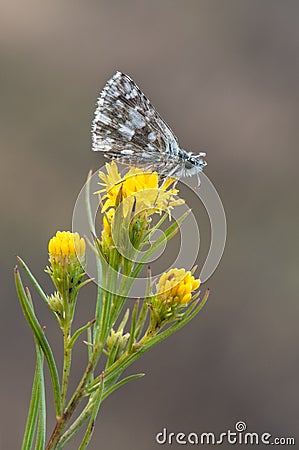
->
1, 1, 298, 449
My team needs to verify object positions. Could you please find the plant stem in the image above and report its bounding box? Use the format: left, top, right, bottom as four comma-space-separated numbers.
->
57, 399, 94, 448
45, 341, 103, 449
61, 330, 71, 408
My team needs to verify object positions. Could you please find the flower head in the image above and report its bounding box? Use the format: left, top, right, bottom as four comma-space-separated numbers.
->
47, 231, 86, 301
97, 161, 184, 217
96, 162, 184, 266
48, 231, 86, 267
156, 268, 200, 306
149, 268, 200, 330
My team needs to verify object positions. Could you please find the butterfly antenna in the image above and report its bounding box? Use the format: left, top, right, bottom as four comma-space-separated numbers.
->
197, 172, 201, 188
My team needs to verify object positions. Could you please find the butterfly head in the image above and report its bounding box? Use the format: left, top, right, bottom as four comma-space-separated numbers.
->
182, 151, 207, 176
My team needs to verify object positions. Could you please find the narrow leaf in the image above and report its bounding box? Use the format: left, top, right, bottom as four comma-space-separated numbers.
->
85, 169, 96, 235
21, 357, 39, 450
57, 398, 94, 448
17, 256, 49, 306
78, 372, 105, 450
102, 373, 144, 401
88, 290, 209, 393
35, 343, 46, 450
127, 300, 139, 353
117, 308, 130, 333
68, 319, 96, 349
14, 267, 62, 416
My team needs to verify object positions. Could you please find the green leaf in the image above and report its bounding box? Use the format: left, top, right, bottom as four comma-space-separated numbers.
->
102, 373, 144, 401
117, 308, 130, 333
17, 257, 49, 306
135, 269, 151, 340
131, 210, 190, 280
57, 398, 93, 449
68, 319, 96, 349
93, 260, 103, 349
127, 300, 139, 353
34, 343, 46, 450
14, 267, 62, 417
85, 169, 96, 235
141, 211, 169, 246
106, 336, 120, 368
21, 354, 39, 450
78, 372, 105, 450
140, 289, 209, 351
59, 373, 145, 447
88, 290, 209, 393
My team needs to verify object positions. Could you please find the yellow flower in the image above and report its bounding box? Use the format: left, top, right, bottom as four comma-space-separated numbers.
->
156, 268, 200, 306
47, 231, 86, 304
147, 268, 201, 332
96, 162, 185, 270
48, 231, 86, 267
97, 161, 184, 218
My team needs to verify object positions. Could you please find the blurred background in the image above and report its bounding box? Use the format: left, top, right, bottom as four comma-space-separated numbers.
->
1, 1, 298, 448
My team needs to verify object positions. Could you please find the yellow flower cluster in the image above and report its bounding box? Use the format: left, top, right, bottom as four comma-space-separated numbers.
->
48, 231, 86, 266
47, 231, 86, 307
97, 161, 184, 217
156, 268, 200, 305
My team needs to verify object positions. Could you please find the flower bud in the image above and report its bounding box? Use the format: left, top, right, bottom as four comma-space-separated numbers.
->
106, 328, 130, 361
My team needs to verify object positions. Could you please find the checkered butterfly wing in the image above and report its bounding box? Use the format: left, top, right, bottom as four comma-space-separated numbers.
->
91, 72, 180, 170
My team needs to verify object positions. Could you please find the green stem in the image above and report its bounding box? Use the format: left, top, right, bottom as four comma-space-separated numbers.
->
58, 374, 144, 448
57, 399, 93, 448
61, 330, 71, 409
89, 291, 209, 394
78, 373, 104, 450
45, 340, 104, 450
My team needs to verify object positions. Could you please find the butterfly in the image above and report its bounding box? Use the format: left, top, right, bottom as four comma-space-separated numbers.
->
91, 71, 207, 178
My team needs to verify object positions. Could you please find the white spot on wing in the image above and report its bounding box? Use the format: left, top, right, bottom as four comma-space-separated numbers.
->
148, 132, 156, 141
118, 124, 135, 140
121, 149, 134, 155
96, 113, 111, 125
146, 143, 156, 151
129, 109, 145, 128
123, 79, 131, 93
